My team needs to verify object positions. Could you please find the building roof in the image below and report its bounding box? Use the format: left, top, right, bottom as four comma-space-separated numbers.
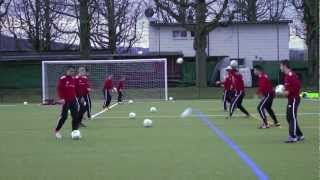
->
149, 20, 292, 27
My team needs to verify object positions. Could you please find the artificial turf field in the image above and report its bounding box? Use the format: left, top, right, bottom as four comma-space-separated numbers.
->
0, 98, 318, 180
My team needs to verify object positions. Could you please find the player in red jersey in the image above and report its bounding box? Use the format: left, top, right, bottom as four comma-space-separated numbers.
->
75, 67, 91, 127
229, 68, 250, 118
116, 76, 125, 103
280, 60, 304, 143
103, 75, 113, 109
216, 66, 235, 112
54, 66, 80, 139
253, 65, 279, 129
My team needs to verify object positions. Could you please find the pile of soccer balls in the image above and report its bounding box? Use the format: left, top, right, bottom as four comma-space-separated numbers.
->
128, 100, 158, 128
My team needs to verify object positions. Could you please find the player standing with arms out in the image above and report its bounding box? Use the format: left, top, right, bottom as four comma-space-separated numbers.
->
216, 66, 234, 112
280, 60, 304, 143
54, 66, 80, 139
103, 75, 113, 109
75, 67, 91, 127
253, 65, 280, 129
117, 76, 125, 103
229, 65, 250, 118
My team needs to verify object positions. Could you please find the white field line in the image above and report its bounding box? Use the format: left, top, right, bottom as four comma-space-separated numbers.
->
91, 103, 119, 119
0, 104, 17, 107
95, 112, 320, 120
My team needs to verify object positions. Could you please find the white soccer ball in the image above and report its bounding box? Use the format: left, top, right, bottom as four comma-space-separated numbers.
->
176, 57, 184, 64
230, 60, 238, 68
150, 106, 157, 113
23, 101, 28, 105
275, 84, 285, 95
71, 130, 81, 140
143, 119, 152, 127
180, 108, 193, 118
128, 100, 134, 104
128, 112, 136, 119
113, 87, 117, 92
169, 97, 174, 101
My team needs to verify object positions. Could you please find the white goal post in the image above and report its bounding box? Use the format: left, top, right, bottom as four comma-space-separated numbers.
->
42, 59, 168, 104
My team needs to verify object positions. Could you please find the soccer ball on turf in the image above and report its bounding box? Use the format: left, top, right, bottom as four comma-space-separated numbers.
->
71, 130, 81, 140
176, 57, 184, 64
128, 112, 136, 119
169, 97, 174, 101
143, 119, 152, 127
23, 101, 28, 105
150, 107, 157, 113
275, 84, 285, 95
128, 100, 134, 104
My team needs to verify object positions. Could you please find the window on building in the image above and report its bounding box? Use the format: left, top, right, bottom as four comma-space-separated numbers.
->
172, 30, 188, 39
190, 31, 195, 37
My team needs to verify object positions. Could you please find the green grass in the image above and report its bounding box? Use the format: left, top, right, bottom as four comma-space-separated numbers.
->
0, 98, 318, 180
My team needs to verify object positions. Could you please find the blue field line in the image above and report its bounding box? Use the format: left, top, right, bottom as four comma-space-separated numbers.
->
196, 111, 269, 180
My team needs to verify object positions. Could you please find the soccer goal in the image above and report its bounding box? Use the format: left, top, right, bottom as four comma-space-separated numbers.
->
42, 59, 168, 104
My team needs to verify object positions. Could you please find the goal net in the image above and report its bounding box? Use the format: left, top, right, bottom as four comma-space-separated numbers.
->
42, 59, 168, 104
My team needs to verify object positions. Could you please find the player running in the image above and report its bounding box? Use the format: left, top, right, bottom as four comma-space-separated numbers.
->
229, 65, 250, 118
116, 76, 125, 103
103, 75, 113, 109
253, 65, 279, 129
75, 67, 91, 127
54, 66, 80, 139
216, 66, 234, 112
280, 60, 304, 143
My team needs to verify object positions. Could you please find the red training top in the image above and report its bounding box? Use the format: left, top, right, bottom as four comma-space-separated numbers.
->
232, 72, 245, 92
75, 75, 90, 97
104, 79, 113, 91
117, 80, 124, 91
284, 71, 301, 100
223, 75, 233, 91
57, 75, 77, 102
257, 72, 274, 96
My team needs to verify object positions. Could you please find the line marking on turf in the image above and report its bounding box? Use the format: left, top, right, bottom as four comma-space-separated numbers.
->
0, 104, 17, 107
91, 103, 119, 119
95, 112, 320, 120
195, 111, 269, 180
303, 99, 320, 102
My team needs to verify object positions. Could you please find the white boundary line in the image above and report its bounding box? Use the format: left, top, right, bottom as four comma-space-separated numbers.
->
94, 112, 320, 119
0, 105, 17, 107
91, 103, 119, 119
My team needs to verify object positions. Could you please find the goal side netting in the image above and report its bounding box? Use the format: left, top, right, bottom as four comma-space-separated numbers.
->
42, 59, 168, 104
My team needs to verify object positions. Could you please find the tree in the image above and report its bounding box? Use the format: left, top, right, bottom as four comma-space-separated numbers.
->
3, 0, 73, 51
90, 0, 144, 53
291, 0, 319, 86
0, 0, 11, 19
0, 0, 11, 37
79, 0, 90, 58
235, 0, 288, 22
153, 0, 237, 87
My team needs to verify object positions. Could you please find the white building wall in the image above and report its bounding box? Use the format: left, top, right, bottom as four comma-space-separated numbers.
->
149, 23, 289, 67
149, 26, 195, 56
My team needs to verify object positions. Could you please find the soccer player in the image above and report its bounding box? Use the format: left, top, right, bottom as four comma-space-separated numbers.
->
253, 65, 279, 129
117, 76, 125, 103
103, 75, 113, 109
216, 66, 234, 112
280, 60, 304, 143
54, 66, 80, 139
229, 67, 250, 118
75, 67, 91, 127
